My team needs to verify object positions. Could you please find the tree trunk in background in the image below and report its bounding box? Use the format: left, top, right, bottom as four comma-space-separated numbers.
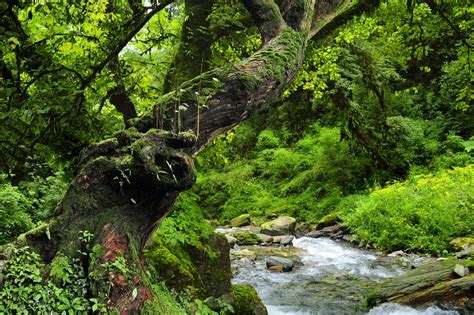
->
162, 0, 214, 94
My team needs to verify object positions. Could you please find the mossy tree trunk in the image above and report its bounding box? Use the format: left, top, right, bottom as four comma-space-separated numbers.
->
1, 0, 380, 313
7, 130, 196, 312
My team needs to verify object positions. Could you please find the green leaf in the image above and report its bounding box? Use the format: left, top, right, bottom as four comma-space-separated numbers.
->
132, 288, 138, 300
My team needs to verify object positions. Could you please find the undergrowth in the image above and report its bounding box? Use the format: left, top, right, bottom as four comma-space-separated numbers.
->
343, 165, 474, 254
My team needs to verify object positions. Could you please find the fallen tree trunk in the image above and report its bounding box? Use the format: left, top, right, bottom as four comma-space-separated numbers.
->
364, 259, 474, 313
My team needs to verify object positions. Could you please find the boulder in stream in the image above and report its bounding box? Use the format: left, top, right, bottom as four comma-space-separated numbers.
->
316, 211, 342, 229
453, 263, 469, 277
230, 214, 252, 227
305, 224, 340, 238
456, 247, 474, 259
256, 233, 273, 244
266, 256, 294, 272
449, 237, 474, 252
225, 234, 238, 245
450, 237, 474, 259
232, 231, 260, 245
260, 216, 296, 236
272, 235, 294, 245
294, 223, 312, 237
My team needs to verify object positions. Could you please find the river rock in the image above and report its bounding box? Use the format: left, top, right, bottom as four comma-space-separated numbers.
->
260, 216, 296, 236
231, 284, 268, 315
231, 248, 257, 260
294, 223, 312, 238
232, 231, 260, 245
268, 265, 284, 272
256, 233, 273, 244
266, 213, 278, 219
272, 235, 294, 246
387, 250, 405, 257
266, 256, 293, 272
342, 235, 353, 243
316, 211, 342, 229
449, 237, 474, 252
456, 247, 474, 259
230, 214, 251, 227
453, 264, 469, 277
305, 224, 340, 238
225, 234, 238, 245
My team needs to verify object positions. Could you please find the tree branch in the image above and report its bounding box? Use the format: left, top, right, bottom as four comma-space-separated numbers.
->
422, 0, 472, 49
309, 0, 380, 39
82, 0, 175, 88
241, 0, 286, 44
29, 1, 174, 151
22, 66, 84, 95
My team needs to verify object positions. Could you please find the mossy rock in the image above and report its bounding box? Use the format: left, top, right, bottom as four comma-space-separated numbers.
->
186, 233, 232, 298
143, 239, 196, 290
364, 259, 474, 309
230, 214, 252, 227
232, 232, 261, 245
231, 284, 267, 315
316, 211, 342, 229
260, 216, 296, 236
449, 237, 474, 252
144, 233, 231, 299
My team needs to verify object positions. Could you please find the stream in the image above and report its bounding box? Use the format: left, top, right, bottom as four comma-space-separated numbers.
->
228, 235, 458, 315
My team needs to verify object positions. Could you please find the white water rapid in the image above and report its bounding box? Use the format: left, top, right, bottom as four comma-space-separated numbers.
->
231, 237, 458, 315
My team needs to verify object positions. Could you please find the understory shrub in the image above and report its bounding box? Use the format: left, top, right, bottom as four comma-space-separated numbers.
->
0, 171, 68, 244
0, 246, 101, 313
343, 164, 474, 254
195, 125, 374, 223
0, 181, 33, 244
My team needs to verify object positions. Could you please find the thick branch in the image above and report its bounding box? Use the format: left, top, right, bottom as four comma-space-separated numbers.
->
241, 0, 286, 44
109, 85, 138, 126
28, 1, 174, 154
83, 0, 174, 87
133, 2, 314, 154
309, 0, 381, 39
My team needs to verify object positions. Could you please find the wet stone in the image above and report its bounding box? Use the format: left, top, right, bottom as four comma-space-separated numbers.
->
453, 264, 468, 277
265, 256, 293, 272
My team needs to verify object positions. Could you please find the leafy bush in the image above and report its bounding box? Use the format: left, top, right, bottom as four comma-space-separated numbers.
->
0, 181, 33, 244
0, 246, 101, 313
18, 170, 68, 220
156, 192, 214, 250
343, 165, 474, 254
143, 283, 187, 314
0, 171, 68, 244
255, 129, 281, 150
385, 116, 440, 166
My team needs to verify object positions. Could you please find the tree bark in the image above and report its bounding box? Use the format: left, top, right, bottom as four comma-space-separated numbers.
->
162, 0, 214, 94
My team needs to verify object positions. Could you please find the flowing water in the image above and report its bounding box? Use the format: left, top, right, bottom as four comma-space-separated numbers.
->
230, 236, 458, 315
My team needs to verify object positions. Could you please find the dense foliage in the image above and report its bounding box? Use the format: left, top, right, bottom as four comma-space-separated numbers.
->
344, 165, 474, 254
0, 0, 472, 313
189, 0, 473, 251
